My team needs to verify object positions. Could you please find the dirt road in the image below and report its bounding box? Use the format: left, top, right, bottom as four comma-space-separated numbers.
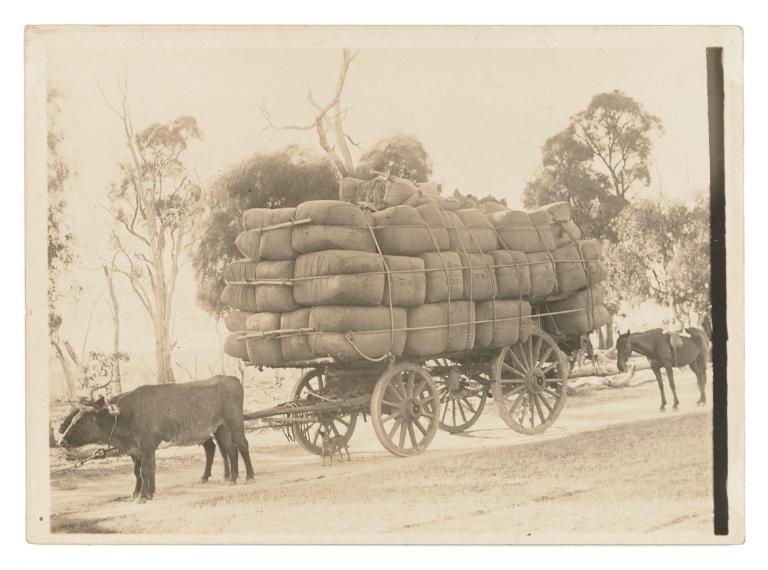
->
49, 367, 714, 543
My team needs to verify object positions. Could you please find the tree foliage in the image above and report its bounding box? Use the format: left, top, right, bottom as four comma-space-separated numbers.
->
192, 146, 339, 316
357, 133, 433, 183
523, 127, 623, 241
47, 88, 78, 343
603, 197, 710, 326
571, 90, 663, 199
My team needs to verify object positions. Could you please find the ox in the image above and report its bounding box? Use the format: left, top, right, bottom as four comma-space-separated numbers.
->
58, 375, 255, 503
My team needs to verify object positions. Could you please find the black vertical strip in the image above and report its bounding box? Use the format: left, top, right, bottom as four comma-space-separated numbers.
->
706, 46, 728, 536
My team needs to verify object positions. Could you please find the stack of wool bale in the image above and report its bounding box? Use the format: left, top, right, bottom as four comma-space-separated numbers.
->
221, 179, 609, 367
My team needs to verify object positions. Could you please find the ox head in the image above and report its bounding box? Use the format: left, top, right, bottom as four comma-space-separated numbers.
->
58, 396, 113, 448
615, 330, 632, 373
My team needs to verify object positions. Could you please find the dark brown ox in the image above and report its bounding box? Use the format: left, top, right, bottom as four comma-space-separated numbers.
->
58, 375, 255, 503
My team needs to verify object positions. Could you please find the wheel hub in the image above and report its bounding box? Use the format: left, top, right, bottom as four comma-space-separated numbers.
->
526, 369, 546, 394
404, 398, 422, 420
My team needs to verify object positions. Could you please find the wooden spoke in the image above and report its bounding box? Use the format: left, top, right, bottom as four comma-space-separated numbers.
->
371, 364, 440, 457
388, 417, 403, 440
290, 369, 357, 456
491, 328, 569, 435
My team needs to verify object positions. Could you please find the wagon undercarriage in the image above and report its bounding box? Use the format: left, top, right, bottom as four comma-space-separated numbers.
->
244, 326, 570, 457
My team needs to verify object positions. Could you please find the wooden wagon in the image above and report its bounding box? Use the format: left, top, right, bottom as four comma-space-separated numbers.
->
242, 319, 572, 458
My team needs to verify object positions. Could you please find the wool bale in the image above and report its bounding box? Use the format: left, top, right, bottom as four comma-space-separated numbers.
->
550, 219, 583, 247
459, 252, 498, 301
526, 252, 557, 300
241, 207, 296, 260
294, 250, 385, 306
220, 260, 260, 312
579, 239, 607, 285
536, 201, 572, 222
519, 301, 533, 344
382, 255, 427, 307
553, 244, 587, 298
234, 230, 262, 260
252, 260, 299, 312
480, 201, 508, 215
373, 205, 438, 255
551, 241, 606, 299
445, 301, 476, 352
488, 249, 531, 298
224, 310, 252, 333
404, 303, 449, 356
292, 200, 377, 254
490, 209, 556, 253
308, 306, 407, 362
443, 210, 473, 251
540, 287, 609, 336
415, 204, 450, 250
223, 333, 249, 361
418, 251, 464, 302
339, 177, 365, 203
436, 197, 462, 211
404, 192, 437, 207
244, 313, 284, 367
455, 209, 499, 252
220, 260, 298, 313
280, 308, 312, 363
475, 299, 531, 348
383, 178, 418, 207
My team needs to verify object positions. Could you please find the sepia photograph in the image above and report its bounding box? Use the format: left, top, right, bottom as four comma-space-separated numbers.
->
25, 25, 744, 544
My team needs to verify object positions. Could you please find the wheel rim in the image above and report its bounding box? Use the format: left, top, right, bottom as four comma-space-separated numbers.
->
371, 363, 440, 457
291, 369, 357, 455
491, 327, 568, 435
427, 358, 488, 433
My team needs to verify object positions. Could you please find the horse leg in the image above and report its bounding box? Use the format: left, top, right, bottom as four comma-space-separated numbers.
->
652, 365, 667, 411
692, 361, 707, 406
665, 365, 680, 410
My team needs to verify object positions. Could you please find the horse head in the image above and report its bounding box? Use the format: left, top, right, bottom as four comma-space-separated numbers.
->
616, 330, 632, 372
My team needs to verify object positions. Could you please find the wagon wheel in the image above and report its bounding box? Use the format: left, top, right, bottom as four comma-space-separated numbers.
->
426, 357, 487, 433
371, 363, 440, 457
290, 369, 358, 456
491, 327, 568, 435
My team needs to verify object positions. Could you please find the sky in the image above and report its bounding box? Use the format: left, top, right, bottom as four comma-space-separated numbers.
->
39, 29, 712, 388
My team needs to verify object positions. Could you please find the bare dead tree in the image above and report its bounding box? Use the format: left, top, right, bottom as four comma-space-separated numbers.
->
101, 79, 203, 384
103, 263, 123, 393
258, 49, 360, 177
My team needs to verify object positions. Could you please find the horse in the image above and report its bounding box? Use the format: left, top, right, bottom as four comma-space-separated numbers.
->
615, 328, 709, 411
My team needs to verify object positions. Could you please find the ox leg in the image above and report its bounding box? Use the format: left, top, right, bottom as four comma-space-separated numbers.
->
200, 438, 215, 483
136, 447, 156, 503
232, 429, 255, 481
216, 425, 238, 484
651, 364, 667, 411
665, 365, 680, 410
131, 455, 142, 499
213, 430, 231, 481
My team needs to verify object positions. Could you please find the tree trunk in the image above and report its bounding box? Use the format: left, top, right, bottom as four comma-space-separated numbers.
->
598, 327, 606, 350
103, 266, 123, 393
53, 342, 77, 401
155, 335, 175, 384
605, 317, 614, 348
